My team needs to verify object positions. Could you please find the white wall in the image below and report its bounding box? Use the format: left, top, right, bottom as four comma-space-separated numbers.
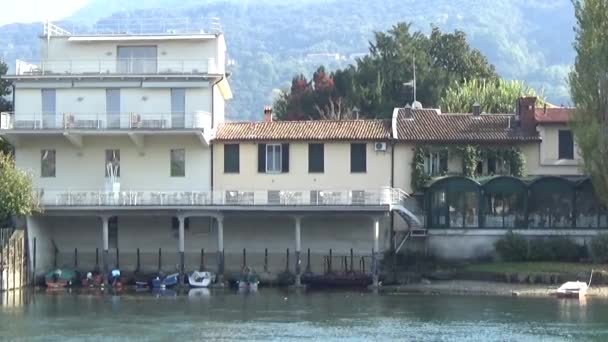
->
15, 135, 211, 191
214, 141, 392, 190
522, 125, 583, 176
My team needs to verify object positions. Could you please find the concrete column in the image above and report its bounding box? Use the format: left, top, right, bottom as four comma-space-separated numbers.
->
372, 217, 380, 287
216, 216, 224, 283
178, 215, 186, 285
101, 215, 110, 285
294, 216, 302, 286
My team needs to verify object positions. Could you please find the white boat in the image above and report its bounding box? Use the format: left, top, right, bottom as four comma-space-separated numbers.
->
557, 281, 588, 298
237, 267, 259, 290
188, 271, 216, 288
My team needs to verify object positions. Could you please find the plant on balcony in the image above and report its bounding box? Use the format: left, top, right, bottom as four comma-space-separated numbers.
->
0, 152, 38, 226
411, 144, 526, 191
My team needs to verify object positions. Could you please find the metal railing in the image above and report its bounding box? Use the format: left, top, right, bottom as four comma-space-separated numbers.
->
45, 17, 223, 37
0, 112, 212, 130
34, 188, 401, 207
15, 58, 217, 76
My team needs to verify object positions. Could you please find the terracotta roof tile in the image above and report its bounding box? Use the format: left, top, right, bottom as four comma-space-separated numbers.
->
534, 107, 573, 123
396, 108, 539, 142
214, 119, 392, 141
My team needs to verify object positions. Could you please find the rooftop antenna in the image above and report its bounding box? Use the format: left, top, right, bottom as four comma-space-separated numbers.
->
402, 55, 419, 107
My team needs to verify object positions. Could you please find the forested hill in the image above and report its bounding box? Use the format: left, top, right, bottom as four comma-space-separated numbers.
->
0, 0, 575, 120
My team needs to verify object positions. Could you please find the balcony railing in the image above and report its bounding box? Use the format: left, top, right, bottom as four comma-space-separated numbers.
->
34, 188, 402, 208
46, 17, 223, 36
0, 112, 211, 130
14, 58, 217, 76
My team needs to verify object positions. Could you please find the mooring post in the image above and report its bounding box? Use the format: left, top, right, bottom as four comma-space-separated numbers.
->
177, 216, 185, 286
285, 248, 290, 272
74, 248, 78, 269
53, 245, 58, 269
1, 240, 4, 292
264, 248, 268, 273
32, 238, 37, 285
158, 248, 162, 272
328, 249, 333, 274
350, 248, 354, 273
242, 248, 246, 269
306, 248, 311, 273
136, 248, 140, 273
216, 216, 224, 284
200, 248, 205, 271
13, 238, 16, 290
116, 248, 120, 269
372, 217, 380, 287
95, 248, 99, 271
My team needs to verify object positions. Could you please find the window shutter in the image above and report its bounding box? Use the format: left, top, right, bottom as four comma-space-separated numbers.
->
282, 143, 290, 172
440, 152, 448, 174
258, 143, 266, 172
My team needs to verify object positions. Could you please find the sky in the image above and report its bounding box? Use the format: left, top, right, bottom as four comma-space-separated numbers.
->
0, 0, 89, 26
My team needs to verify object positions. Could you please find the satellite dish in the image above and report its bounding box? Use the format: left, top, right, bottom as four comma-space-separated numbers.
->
412, 101, 423, 109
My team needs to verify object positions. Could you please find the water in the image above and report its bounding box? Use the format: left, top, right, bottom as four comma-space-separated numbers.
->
1, 289, 608, 341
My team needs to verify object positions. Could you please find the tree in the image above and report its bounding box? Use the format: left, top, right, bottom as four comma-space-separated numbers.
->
275, 23, 498, 120
569, 0, 608, 206
0, 152, 38, 225
0, 59, 11, 112
440, 79, 544, 113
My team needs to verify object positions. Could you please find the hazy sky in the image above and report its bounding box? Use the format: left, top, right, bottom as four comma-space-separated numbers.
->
0, 0, 89, 25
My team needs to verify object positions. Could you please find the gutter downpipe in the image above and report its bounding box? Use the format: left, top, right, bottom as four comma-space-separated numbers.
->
209, 75, 225, 194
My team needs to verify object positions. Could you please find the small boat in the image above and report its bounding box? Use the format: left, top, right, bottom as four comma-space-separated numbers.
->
107, 269, 123, 289
557, 271, 593, 299
237, 267, 259, 290
188, 271, 215, 288
81, 272, 103, 288
152, 272, 179, 289
45, 268, 77, 288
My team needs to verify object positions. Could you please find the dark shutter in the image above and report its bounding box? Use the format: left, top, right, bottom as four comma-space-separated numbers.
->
224, 144, 240, 173
258, 143, 266, 173
439, 151, 448, 174
350, 143, 367, 173
308, 143, 324, 173
281, 143, 290, 172
558, 130, 574, 159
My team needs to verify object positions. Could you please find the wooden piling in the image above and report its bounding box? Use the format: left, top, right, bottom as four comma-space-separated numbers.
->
115, 248, 120, 269
12, 238, 16, 290
32, 238, 36, 285
158, 248, 162, 272
285, 248, 290, 272
306, 248, 311, 273
136, 248, 140, 273
264, 248, 268, 272
242, 248, 247, 269
74, 248, 78, 269
328, 249, 333, 273
200, 248, 205, 271
1, 241, 4, 292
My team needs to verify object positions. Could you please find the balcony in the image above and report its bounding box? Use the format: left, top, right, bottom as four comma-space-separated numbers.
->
14, 58, 217, 76
35, 188, 403, 208
0, 112, 211, 131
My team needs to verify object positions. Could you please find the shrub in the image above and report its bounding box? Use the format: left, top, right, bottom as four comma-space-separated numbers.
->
591, 234, 608, 263
494, 231, 528, 262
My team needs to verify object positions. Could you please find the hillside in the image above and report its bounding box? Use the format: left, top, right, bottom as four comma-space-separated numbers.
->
0, 0, 575, 120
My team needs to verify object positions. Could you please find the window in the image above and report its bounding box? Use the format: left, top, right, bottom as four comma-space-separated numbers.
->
258, 143, 289, 173
423, 151, 448, 176
117, 46, 157, 73
224, 144, 240, 173
106, 89, 121, 129
170, 88, 185, 128
350, 143, 367, 173
308, 143, 324, 173
558, 130, 574, 160
41, 89, 56, 129
105, 149, 120, 178
41, 149, 56, 177
171, 149, 185, 177
109, 217, 118, 249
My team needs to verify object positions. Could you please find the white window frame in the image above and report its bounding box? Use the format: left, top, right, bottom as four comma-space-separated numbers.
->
424, 151, 443, 176
266, 144, 282, 173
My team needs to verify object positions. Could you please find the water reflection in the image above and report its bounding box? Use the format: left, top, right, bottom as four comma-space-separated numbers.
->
0, 289, 607, 340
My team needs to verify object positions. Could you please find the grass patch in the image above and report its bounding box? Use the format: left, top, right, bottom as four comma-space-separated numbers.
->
463, 262, 608, 274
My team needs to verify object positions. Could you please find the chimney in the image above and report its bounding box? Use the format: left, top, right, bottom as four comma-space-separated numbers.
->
472, 102, 481, 116
517, 96, 537, 132
263, 105, 273, 122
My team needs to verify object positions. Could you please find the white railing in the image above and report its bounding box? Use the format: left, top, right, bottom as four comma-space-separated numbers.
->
15, 58, 217, 76
0, 112, 212, 130
46, 17, 222, 37
34, 188, 401, 207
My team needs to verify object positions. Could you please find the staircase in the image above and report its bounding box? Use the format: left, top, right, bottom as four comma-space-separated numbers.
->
390, 200, 427, 254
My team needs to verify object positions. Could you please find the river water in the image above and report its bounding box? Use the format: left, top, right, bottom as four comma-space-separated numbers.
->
1, 288, 608, 341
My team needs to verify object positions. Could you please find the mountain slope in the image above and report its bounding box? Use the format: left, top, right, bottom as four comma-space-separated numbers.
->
0, 0, 575, 119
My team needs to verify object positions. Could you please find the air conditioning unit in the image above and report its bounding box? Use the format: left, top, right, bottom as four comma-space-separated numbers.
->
374, 142, 387, 152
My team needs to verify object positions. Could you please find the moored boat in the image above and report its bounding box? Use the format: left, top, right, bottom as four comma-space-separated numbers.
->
152, 272, 179, 289
557, 281, 588, 298
237, 267, 259, 290
188, 271, 215, 288
45, 268, 77, 288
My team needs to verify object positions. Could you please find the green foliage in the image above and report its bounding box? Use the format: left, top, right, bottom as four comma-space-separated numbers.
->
496, 232, 584, 263
591, 234, 608, 263
411, 146, 433, 191
440, 79, 544, 114
0, 152, 38, 222
0, 59, 11, 111
569, 0, 608, 208
494, 231, 528, 262
458, 145, 481, 178
276, 23, 497, 120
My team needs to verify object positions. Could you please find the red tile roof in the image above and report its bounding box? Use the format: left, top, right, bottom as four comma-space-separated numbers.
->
214, 119, 392, 141
534, 107, 573, 123
396, 108, 540, 142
